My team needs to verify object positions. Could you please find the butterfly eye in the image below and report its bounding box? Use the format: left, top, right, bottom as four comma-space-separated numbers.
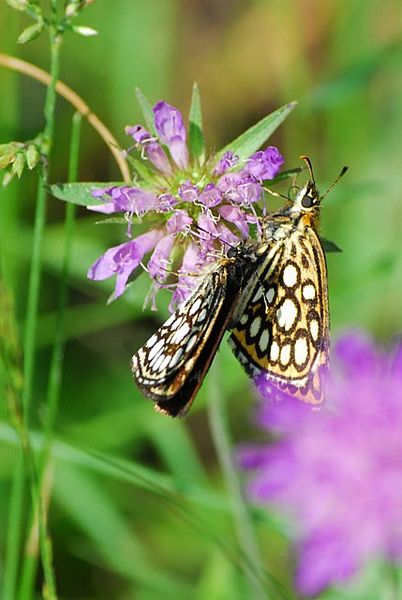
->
301, 195, 314, 208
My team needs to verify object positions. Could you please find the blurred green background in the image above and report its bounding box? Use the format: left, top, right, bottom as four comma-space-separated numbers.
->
1, 0, 402, 598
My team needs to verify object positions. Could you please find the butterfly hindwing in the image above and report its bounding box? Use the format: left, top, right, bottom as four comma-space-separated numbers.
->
229, 225, 329, 404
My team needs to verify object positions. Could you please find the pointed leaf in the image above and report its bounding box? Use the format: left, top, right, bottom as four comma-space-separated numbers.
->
219, 101, 297, 160
135, 87, 157, 135
188, 83, 205, 164
51, 182, 125, 206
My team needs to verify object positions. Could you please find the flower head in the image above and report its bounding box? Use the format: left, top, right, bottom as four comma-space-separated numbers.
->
87, 97, 284, 307
239, 332, 402, 596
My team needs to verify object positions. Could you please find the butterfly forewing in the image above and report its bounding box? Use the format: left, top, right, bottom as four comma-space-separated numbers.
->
132, 255, 254, 416
230, 223, 329, 404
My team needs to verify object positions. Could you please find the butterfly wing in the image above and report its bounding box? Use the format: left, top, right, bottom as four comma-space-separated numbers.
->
132, 261, 245, 416
229, 226, 329, 404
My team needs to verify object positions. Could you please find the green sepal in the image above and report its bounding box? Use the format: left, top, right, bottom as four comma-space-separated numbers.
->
188, 83, 205, 165
0, 142, 21, 169
6, 0, 28, 12
17, 20, 44, 44
135, 87, 157, 135
26, 144, 40, 170
125, 152, 155, 184
94, 217, 133, 226
219, 101, 297, 160
12, 153, 25, 178
51, 182, 125, 206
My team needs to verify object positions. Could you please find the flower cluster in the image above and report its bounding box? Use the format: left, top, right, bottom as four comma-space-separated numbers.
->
239, 332, 402, 596
87, 100, 284, 308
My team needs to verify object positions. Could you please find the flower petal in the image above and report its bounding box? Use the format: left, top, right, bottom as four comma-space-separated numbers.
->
153, 101, 189, 169
87, 230, 163, 300
244, 146, 284, 181
147, 234, 175, 281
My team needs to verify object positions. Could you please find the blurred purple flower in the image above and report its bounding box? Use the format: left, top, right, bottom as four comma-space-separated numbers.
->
87, 97, 284, 309
240, 331, 402, 596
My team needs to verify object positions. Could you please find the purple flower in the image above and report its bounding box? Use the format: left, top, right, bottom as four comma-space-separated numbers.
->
153, 101, 189, 169
217, 172, 263, 205
88, 186, 158, 216
244, 146, 284, 181
198, 183, 222, 208
87, 95, 285, 308
240, 331, 402, 596
125, 125, 172, 175
213, 151, 239, 176
88, 230, 163, 301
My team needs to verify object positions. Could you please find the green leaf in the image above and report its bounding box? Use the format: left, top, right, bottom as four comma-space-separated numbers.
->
188, 83, 205, 164
219, 101, 297, 160
125, 152, 155, 183
51, 182, 125, 206
135, 87, 157, 135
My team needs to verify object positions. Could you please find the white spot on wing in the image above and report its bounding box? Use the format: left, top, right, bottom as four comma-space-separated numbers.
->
252, 287, 263, 303
240, 313, 248, 325
303, 284, 316, 300
280, 344, 291, 366
277, 298, 298, 331
294, 336, 308, 365
169, 347, 184, 368
250, 316, 261, 338
186, 334, 198, 352
150, 352, 166, 372
310, 319, 319, 341
258, 329, 270, 353
147, 339, 164, 361
266, 288, 275, 304
270, 341, 279, 361
282, 264, 298, 287
196, 308, 207, 324
145, 333, 158, 348
189, 297, 202, 315
171, 322, 191, 344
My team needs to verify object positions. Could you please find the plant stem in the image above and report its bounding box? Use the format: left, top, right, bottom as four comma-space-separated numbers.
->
19, 112, 82, 599
207, 360, 268, 600
4, 25, 62, 600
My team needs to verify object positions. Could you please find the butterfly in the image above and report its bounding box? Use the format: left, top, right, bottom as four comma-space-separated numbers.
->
131, 242, 262, 416
132, 157, 347, 416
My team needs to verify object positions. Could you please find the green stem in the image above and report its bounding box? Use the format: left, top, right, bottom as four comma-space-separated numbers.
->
4, 25, 62, 600
2, 451, 24, 600
19, 112, 81, 598
207, 361, 267, 600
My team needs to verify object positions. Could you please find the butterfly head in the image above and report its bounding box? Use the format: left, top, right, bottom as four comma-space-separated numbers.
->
289, 156, 348, 219
291, 156, 320, 215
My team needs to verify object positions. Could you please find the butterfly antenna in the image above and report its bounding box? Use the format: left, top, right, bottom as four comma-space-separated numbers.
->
322, 165, 349, 199
299, 155, 316, 185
